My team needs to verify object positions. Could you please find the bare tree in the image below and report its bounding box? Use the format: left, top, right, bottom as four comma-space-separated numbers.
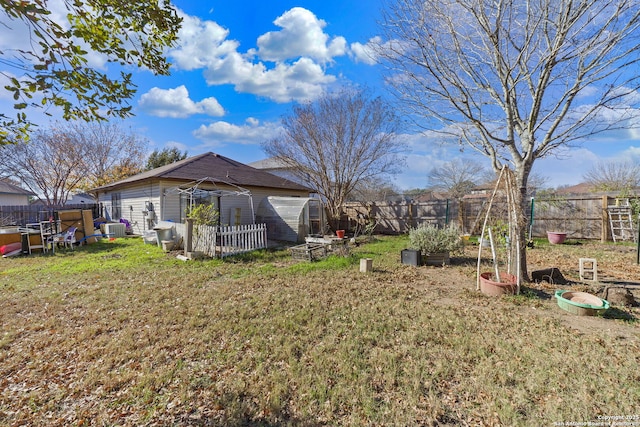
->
263, 88, 405, 229
427, 158, 487, 199
481, 169, 549, 196
583, 160, 640, 192
0, 121, 147, 206
66, 121, 147, 191
377, 0, 640, 279
349, 178, 402, 202
0, 127, 88, 206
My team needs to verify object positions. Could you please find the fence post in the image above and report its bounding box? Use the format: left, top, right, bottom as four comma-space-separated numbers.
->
601, 195, 609, 243
408, 202, 414, 232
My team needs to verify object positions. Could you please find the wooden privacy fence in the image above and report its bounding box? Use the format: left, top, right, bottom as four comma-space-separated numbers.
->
174, 223, 268, 258
342, 194, 638, 241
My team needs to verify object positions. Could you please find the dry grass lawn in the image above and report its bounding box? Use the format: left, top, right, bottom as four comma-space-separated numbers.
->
1, 235, 639, 426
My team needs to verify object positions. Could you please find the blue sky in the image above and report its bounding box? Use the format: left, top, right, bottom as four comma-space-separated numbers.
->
2, 0, 640, 190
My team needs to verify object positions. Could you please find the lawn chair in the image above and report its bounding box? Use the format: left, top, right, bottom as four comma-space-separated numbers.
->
48, 226, 78, 252
61, 226, 78, 249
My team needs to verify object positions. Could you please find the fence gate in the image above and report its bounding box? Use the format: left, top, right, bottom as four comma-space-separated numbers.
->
607, 201, 636, 242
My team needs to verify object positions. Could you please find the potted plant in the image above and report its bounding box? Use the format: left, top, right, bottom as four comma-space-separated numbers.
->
479, 271, 517, 296
537, 195, 572, 244
408, 223, 464, 266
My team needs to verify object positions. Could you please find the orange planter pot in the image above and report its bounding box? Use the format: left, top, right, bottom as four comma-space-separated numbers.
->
479, 272, 517, 296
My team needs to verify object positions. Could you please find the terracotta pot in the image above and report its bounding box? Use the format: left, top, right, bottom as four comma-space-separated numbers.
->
336, 230, 345, 239
547, 231, 567, 244
479, 272, 517, 296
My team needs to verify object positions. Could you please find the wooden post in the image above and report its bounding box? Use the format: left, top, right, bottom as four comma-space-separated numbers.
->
185, 217, 194, 255
601, 195, 609, 243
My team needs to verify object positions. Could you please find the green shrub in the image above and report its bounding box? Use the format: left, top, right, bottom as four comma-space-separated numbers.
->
186, 203, 219, 226
409, 223, 464, 255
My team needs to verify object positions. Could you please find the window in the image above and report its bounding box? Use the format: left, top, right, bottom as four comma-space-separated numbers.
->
111, 193, 121, 220
180, 192, 219, 224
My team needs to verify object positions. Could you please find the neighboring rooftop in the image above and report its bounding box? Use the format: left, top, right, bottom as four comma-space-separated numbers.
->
0, 180, 35, 196
554, 182, 595, 195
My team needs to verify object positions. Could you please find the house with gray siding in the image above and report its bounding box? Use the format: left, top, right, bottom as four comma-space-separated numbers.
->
0, 180, 35, 206
91, 152, 313, 235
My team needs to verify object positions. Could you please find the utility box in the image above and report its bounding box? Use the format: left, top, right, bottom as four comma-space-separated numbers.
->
401, 249, 421, 266
104, 222, 126, 238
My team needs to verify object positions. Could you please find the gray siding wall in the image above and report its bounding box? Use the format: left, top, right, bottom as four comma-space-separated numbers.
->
221, 194, 255, 226
159, 181, 183, 223
97, 182, 161, 234
99, 181, 310, 234
0, 194, 29, 206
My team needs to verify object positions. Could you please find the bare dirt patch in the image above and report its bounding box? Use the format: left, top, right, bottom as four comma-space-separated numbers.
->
408, 241, 640, 341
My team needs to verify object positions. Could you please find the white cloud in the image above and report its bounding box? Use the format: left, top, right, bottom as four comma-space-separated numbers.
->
254, 7, 347, 63
350, 37, 381, 65
193, 118, 282, 146
205, 56, 335, 103
169, 11, 239, 70
0, 0, 109, 70
533, 147, 600, 187
168, 8, 349, 103
138, 85, 224, 118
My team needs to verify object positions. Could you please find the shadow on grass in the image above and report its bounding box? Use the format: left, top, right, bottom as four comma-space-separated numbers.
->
450, 256, 488, 266
169, 394, 327, 427
520, 286, 554, 301
603, 307, 637, 321
173, 417, 326, 427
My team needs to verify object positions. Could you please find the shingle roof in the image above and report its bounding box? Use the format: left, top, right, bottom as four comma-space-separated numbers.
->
0, 180, 35, 196
91, 152, 313, 193
248, 157, 288, 170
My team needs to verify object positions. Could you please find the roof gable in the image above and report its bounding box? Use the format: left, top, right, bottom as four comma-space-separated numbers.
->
0, 180, 35, 196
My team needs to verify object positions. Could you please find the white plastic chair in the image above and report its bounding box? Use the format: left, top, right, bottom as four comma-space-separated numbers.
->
61, 226, 78, 249
48, 226, 77, 251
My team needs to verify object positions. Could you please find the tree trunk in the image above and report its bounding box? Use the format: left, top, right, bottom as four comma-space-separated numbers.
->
514, 175, 531, 283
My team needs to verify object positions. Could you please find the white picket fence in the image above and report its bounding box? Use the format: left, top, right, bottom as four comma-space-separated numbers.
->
216, 224, 268, 258
174, 222, 268, 258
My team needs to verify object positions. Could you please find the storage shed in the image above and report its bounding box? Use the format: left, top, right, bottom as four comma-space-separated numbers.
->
256, 197, 326, 242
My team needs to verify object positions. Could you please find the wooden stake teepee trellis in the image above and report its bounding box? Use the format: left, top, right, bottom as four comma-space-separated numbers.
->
475, 166, 522, 295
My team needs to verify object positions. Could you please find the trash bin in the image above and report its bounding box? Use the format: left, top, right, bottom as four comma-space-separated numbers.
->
153, 221, 175, 247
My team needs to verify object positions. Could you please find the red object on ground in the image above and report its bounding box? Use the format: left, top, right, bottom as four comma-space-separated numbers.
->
0, 242, 22, 255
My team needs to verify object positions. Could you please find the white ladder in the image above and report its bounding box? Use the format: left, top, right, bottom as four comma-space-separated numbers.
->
607, 202, 636, 242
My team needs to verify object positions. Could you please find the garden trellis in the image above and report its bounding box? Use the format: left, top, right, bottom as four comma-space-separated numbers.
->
163, 177, 256, 223
476, 166, 524, 295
